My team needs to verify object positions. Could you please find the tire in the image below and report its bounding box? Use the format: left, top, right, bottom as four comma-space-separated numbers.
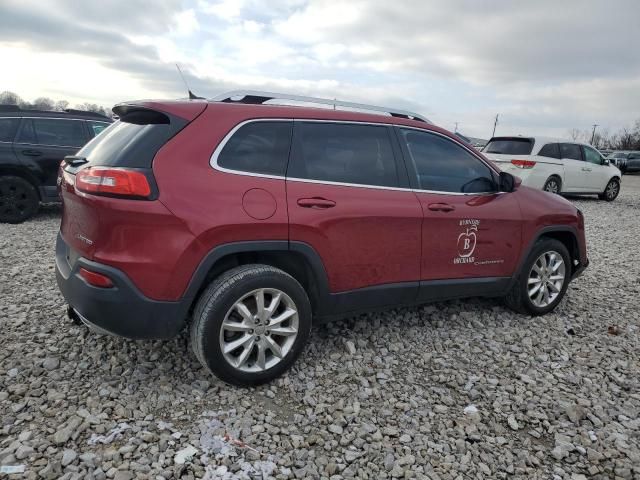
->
0, 175, 39, 224
190, 264, 312, 386
598, 177, 620, 201
542, 176, 562, 194
505, 238, 571, 316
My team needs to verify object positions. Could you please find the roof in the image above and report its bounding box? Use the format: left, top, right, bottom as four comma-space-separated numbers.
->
0, 105, 111, 120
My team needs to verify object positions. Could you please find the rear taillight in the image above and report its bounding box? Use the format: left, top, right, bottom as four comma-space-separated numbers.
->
78, 267, 114, 288
510, 159, 536, 169
75, 167, 151, 198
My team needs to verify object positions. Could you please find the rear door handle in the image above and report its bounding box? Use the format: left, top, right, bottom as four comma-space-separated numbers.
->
427, 203, 455, 212
297, 197, 336, 209
22, 149, 42, 157
582, 167, 592, 171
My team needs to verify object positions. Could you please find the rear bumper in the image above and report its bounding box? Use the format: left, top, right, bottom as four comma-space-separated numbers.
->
55, 232, 187, 339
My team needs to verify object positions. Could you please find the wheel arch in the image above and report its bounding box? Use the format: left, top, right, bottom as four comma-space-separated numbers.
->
182, 241, 330, 317
516, 226, 581, 278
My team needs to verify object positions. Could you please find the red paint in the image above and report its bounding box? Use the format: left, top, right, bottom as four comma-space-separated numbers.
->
59, 100, 588, 302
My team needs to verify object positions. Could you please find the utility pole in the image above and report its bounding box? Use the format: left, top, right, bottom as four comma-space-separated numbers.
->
492, 114, 499, 137
590, 124, 599, 145
454, 122, 459, 133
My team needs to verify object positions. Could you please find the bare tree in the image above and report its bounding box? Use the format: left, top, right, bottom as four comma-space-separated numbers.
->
0, 91, 22, 105
568, 128, 582, 141
54, 100, 69, 112
31, 97, 55, 110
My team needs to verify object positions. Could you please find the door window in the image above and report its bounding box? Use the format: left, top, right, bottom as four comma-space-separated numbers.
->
583, 145, 603, 165
289, 122, 399, 187
560, 143, 583, 160
217, 121, 292, 176
538, 143, 561, 159
17, 118, 86, 146
400, 129, 495, 193
0, 118, 20, 142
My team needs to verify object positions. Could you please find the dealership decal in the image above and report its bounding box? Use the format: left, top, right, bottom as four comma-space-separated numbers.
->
454, 219, 479, 264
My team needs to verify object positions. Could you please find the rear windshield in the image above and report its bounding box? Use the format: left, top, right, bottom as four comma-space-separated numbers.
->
76, 115, 186, 168
483, 138, 534, 155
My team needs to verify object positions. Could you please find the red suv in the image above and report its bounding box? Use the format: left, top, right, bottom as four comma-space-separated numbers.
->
56, 91, 588, 385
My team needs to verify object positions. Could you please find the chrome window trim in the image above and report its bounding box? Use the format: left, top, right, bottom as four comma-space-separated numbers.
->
209, 118, 501, 196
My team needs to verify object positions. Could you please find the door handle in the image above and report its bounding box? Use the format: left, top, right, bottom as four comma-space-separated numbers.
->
582, 167, 592, 172
427, 203, 455, 212
22, 149, 42, 157
297, 197, 336, 209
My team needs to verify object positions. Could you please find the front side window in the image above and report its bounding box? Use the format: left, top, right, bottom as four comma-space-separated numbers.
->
538, 143, 561, 159
0, 118, 20, 142
560, 143, 583, 161
18, 118, 86, 146
401, 129, 495, 193
288, 122, 399, 187
583, 145, 603, 165
217, 121, 292, 176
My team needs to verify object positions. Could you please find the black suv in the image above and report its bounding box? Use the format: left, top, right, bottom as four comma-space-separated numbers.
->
0, 105, 112, 223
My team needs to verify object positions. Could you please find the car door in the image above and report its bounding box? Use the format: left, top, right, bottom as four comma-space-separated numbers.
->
286, 120, 423, 307
559, 143, 586, 192
0, 117, 20, 168
396, 127, 522, 301
13, 117, 88, 199
582, 145, 610, 191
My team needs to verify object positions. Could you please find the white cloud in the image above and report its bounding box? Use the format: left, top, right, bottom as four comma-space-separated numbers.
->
173, 9, 200, 36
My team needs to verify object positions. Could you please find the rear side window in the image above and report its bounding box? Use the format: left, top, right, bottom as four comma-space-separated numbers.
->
288, 122, 398, 187
0, 118, 20, 142
538, 143, 561, 159
17, 118, 86, 146
400, 129, 495, 193
87, 121, 110, 137
484, 138, 533, 155
218, 121, 292, 176
560, 143, 583, 160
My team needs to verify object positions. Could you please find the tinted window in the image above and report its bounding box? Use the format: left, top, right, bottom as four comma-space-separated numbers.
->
401, 129, 495, 193
88, 121, 110, 137
218, 121, 292, 176
0, 118, 20, 142
289, 122, 398, 187
583, 146, 602, 165
538, 143, 561, 159
484, 138, 533, 155
16, 119, 36, 144
19, 118, 86, 146
560, 143, 583, 160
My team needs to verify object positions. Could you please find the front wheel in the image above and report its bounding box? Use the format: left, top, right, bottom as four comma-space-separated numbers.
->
542, 176, 562, 194
190, 264, 312, 386
505, 238, 571, 316
598, 178, 620, 201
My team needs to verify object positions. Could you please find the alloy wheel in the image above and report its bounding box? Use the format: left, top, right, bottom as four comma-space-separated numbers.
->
606, 180, 619, 200
219, 288, 299, 372
527, 250, 566, 308
544, 179, 559, 194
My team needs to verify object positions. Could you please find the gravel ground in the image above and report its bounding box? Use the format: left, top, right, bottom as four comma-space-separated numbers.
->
1, 176, 639, 480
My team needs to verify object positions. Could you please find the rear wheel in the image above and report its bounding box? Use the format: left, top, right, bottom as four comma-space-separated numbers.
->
0, 176, 39, 224
190, 264, 312, 386
543, 176, 562, 194
598, 178, 620, 201
505, 238, 571, 316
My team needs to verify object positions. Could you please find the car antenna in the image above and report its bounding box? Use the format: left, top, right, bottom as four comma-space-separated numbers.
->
176, 64, 204, 100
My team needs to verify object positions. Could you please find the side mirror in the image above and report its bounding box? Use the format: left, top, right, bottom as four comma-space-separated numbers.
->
602, 158, 610, 166
499, 171, 519, 192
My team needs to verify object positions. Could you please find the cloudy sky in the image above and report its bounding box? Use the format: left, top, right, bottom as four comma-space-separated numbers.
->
1, 0, 639, 138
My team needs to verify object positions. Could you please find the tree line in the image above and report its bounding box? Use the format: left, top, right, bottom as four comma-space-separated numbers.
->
0, 91, 112, 118
568, 121, 640, 151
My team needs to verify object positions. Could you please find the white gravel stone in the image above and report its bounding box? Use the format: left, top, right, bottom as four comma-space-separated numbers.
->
1, 178, 640, 478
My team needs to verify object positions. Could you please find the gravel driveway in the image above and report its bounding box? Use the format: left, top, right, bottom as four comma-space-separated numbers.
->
1, 176, 639, 480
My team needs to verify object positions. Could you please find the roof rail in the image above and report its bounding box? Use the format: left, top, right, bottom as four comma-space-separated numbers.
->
0, 104, 21, 112
64, 108, 109, 119
211, 90, 432, 124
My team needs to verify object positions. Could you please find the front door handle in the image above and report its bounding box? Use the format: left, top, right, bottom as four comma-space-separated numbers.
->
297, 197, 336, 209
582, 167, 592, 172
427, 203, 455, 212
22, 149, 42, 157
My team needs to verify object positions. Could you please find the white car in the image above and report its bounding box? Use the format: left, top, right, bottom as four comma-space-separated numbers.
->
482, 136, 622, 201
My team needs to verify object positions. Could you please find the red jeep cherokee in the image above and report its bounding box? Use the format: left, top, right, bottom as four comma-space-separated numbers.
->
56, 91, 588, 385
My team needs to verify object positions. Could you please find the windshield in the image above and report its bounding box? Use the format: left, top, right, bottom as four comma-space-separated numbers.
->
483, 138, 533, 155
